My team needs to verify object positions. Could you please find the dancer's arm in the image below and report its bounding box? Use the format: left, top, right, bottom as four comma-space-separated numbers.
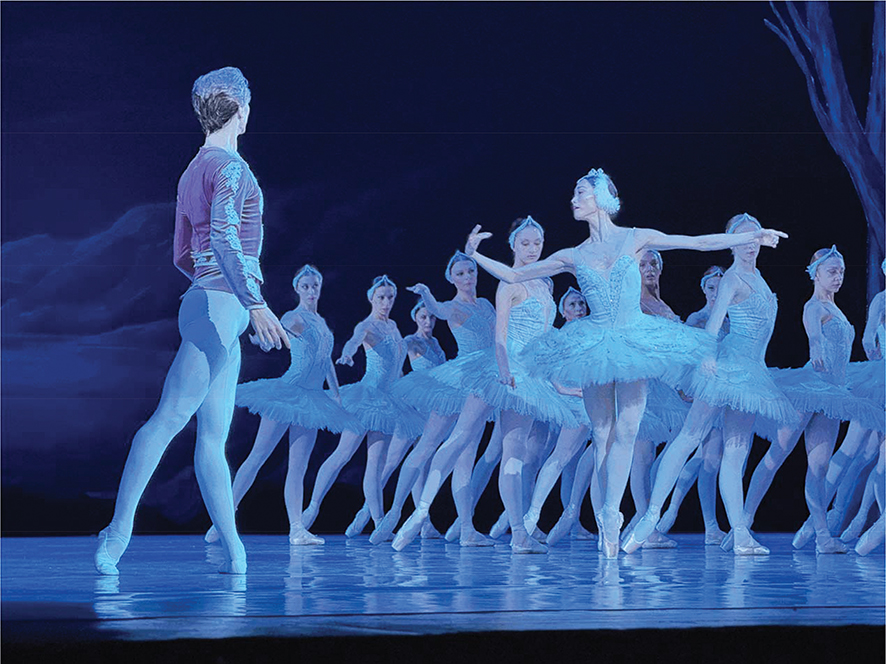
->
250, 310, 301, 351
862, 291, 885, 360
803, 300, 827, 371
407, 284, 455, 320
337, 321, 368, 366
326, 359, 342, 401
494, 284, 518, 387
700, 273, 738, 374
465, 225, 573, 283
638, 227, 787, 253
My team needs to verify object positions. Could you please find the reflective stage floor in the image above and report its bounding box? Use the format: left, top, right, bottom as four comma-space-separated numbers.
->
2, 534, 884, 661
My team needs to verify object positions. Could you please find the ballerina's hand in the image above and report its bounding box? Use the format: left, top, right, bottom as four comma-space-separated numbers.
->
700, 357, 717, 377
465, 224, 493, 256
407, 283, 430, 297
249, 333, 274, 352
249, 307, 291, 350
336, 355, 354, 367
811, 350, 826, 372
755, 228, 789, 248
499, 371, 516, 389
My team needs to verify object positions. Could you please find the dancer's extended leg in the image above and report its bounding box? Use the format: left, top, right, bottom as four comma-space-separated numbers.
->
802, 414, 847, 553
719, 410, 768, 555
499, 411, 546, 553
286, 426, 324, 545
524, 425, 589, 533
302, 427, 366, 528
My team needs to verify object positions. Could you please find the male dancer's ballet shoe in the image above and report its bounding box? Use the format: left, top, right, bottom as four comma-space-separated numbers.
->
444, 518, 461, 542
460, 529, 495, 547
546, 505, 578, 547
643, 530, 677, 549
621, 510, 656, 554
732, 527, 769, 556
704, 528, 727, 546
421, 521, 442, 539
289, 525, 324, 546
95, 527, 129, 576
489, 512, 510, 539
345, 506, 371, 538
792, 518, 814, 549
391, 510, 427, 551
814, 534, 848, 554
204, 525, 220, 544
369, 510, 399, 545
854, 514, 885, 556
599, 507, 624, 558
510, 527, 548, 554
572, 523, 597, 541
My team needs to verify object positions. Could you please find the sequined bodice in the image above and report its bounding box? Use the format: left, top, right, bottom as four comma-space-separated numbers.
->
362, 334, 406, 389
724, 276, 777, 362
817, 309, 854, 385
450, 299, 496, 355
508, 286, 555, 353
281, 311, 334, 389
407, 335, 446, 372
574, 228, 644, 329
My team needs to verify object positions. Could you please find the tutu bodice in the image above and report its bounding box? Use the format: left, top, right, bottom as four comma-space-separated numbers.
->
507, 285, 555, 353
816, 309, 853, 386
406, 334, 446, 371
450, 299, 496, 355
722, 273, 777, 364
576, 254, 642, 328
281, 311, 334, 389
361, 335, 406, 390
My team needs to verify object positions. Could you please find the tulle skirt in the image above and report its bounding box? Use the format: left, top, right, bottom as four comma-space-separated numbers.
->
431, 348, 580, 428
639, 380, 692, 442
390, 368, 471, 418
339, 381, 426, 439
236, 379, 362, 433
848, 360, 885, 432
521, 314, 715, 387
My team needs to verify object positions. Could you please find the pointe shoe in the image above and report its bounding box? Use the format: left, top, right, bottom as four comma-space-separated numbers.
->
489, 512, 510, 539
733, 527, 769, 556
219, 555, 247, 574
572, 523, 596, 541
95, 527, 129, 576
815, 533, 848, 555
720, 529, 734, 551
621, 509, 656, 554
421, 521, 442, 539
289, 526, 324, 546
643, 530, 677, 549
704, 528, 727, 546
840, 517, 865, 544
460, 529, 495, 547
599, 507, 624, 558
546, 505, 578, 547
792, 518, 814, 549
302, 503, 320, 530
391, 510, 426, 552
510, 528, 548, 554
855, 516, 885, 556
444, 518, 461, 542
345, 506, 371, 538
369, 510, 399, 545
204, 525, 220, 544
826, 508, 845, 534
657, 509, 678, 535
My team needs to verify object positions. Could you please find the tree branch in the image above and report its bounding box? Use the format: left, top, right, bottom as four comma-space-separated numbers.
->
864, 2, 884, 165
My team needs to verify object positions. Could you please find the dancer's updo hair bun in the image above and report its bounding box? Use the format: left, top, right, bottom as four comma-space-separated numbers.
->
191, 67, 251, 135
367, 275, 397, 301
577, 168, 621, 216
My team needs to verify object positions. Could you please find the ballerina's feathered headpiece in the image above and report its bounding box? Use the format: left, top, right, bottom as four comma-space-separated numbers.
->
410, 298, 430, 321
508, 215, 545, 250
367, 274, 397, 301
806, 245, 844, 281
558, 286, 586, 317
577, 168, 621, 215
445, 250, 477, 284
292, 264, 323, 290
725, 213, 762, 234
700, 266, 725, 290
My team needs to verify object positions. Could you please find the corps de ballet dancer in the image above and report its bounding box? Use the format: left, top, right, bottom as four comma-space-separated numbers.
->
465, 171, 787, 558
371, 251, 499, 547
345, 297, 449, 539
390, 217, 581, 553
94, 67, 290, 575
204, 265, 361, 546
737, 247, 882, 553
301, 276, 425, 531
623, 214, 795, 556
655, 266, 729, 544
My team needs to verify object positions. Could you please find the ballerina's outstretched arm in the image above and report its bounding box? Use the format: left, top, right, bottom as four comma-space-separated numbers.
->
337, 320, 370, 366
637, 226, 787, 253
406, 283, 457, 320
465, 225, 574, 283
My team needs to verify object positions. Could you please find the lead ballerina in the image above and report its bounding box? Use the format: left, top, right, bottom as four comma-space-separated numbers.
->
465, 169, 787, 557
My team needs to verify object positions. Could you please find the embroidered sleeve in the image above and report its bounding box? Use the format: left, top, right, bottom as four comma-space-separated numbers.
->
209, 159, 266, 309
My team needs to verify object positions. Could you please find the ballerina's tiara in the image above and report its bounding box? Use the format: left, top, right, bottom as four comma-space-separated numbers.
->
700, 267, 725, 290
367, 274, 397, 301
726, 213, 762, 234
646, 249, 664, 270
508, 215, 545, 250
577, 168, 621, 215
558, 286, 586, 317
445, 250, 477, 283
292, 264, 323, 289
806, 245, 844, 280
410, 299, 428, 321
